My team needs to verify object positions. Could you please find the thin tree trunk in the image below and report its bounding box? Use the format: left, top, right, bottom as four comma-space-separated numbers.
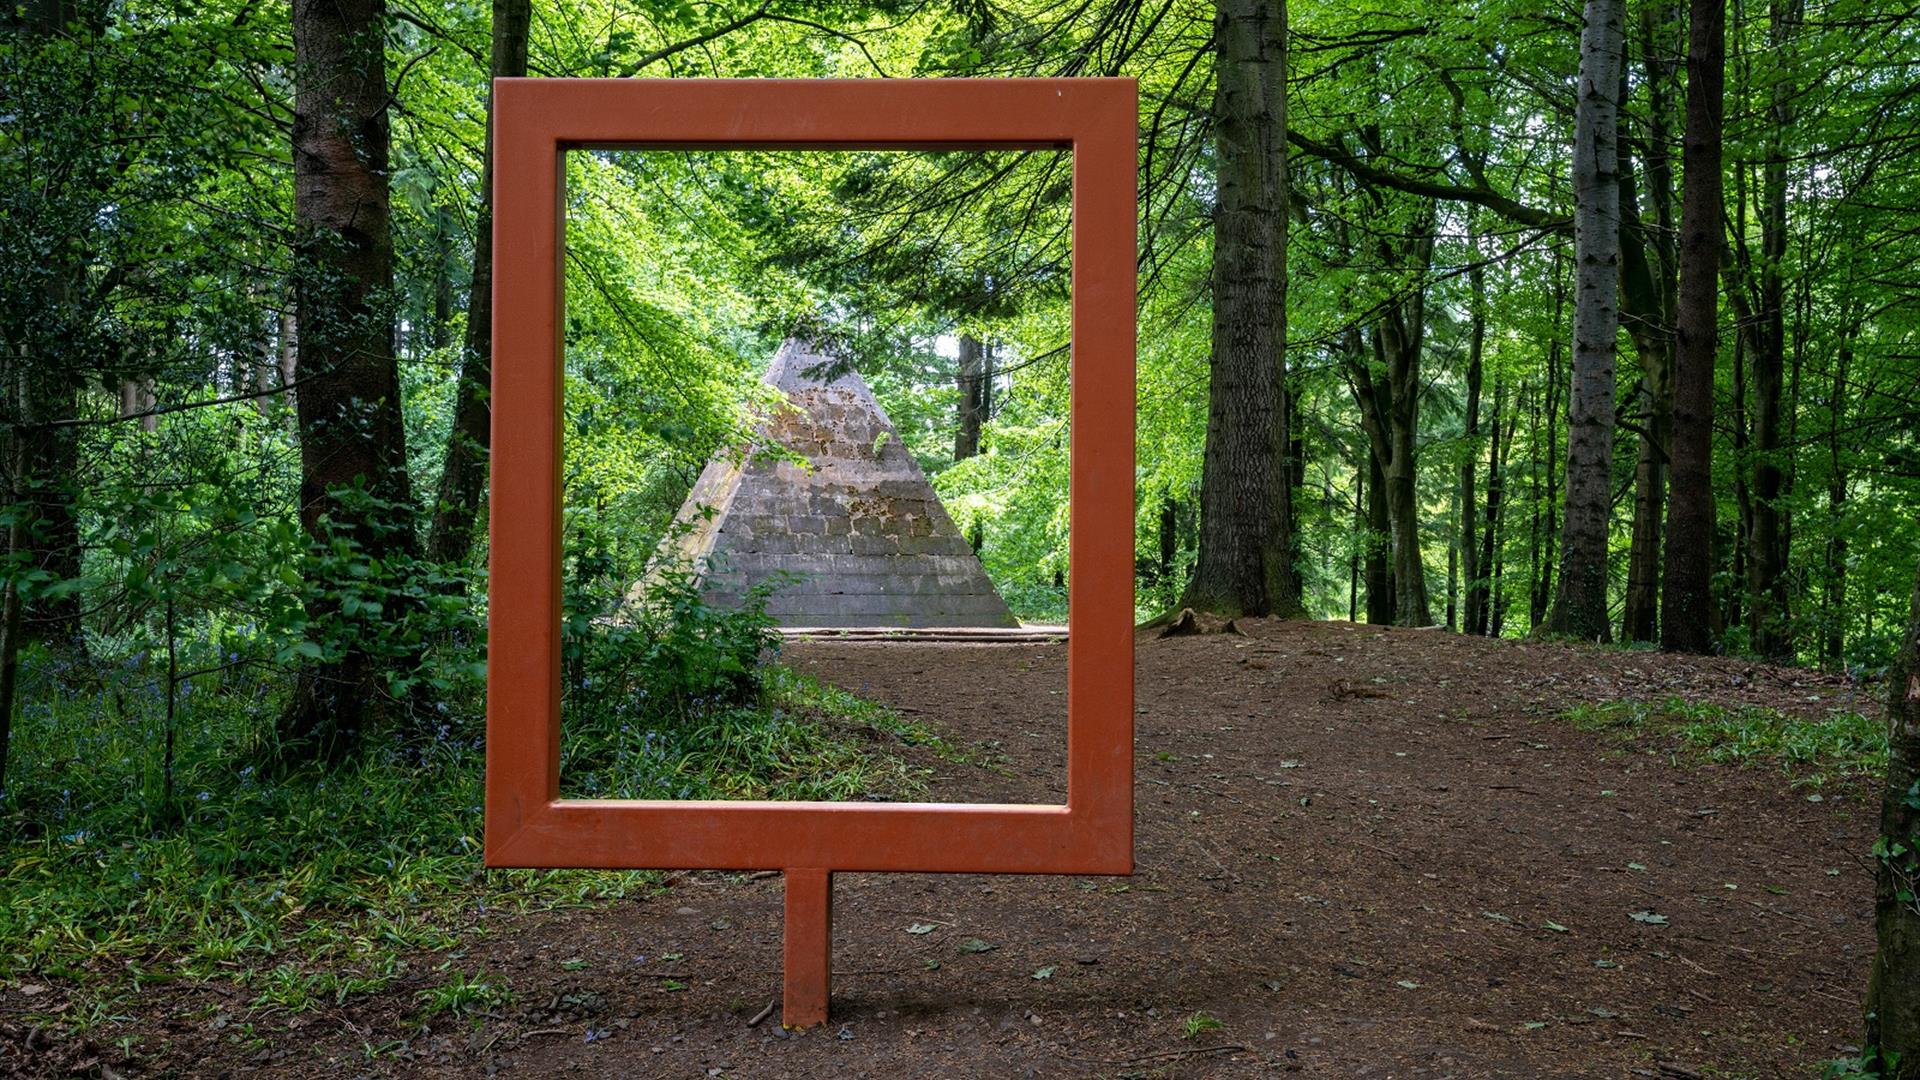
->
425, 0, 532, 568
278, 0, 415, 763
1184, 0, 1299, 617
1459, 228, 1486, 634
1365, 448, 1394, 625
1158, 497, 1179, 590
954, 334, 987, 460
1446, 486, 1459, 631
1744, 0, 1799, 661
1661, 0, 1724, 654
1473, 377, 1507, 636
1488, 400, 1515, 636
1822, 324, 1852, 667
0, 434, 25, 806
1865, 553, 1920, 1074
1532, 247, 1567, 631
1621, 0, 1682, 644
1348, 454, 1362, 622
1543, 0, 1625, 642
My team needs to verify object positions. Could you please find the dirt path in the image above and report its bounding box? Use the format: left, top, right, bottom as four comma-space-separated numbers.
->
8, 621, 1881, 1078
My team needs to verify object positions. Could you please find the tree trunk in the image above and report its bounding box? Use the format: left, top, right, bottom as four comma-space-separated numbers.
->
1364, 448, 1395, 625
424, 0, 532, 569
1865, 553, 1920, 1074
1487, 397, 1515, 636
278, 0, 415, 763
1183, 0, 1299, 617
1472, 377, 1507, 636
954, 334, 988, 460
1660, 0, 1723, 654
1158, 497, 1178, 588
0, 433, 25, 805
1620, 0, 1682, 644
1532, 246, 1567, 631
1543, 0, 1625, 642
1446, 486, 1459, 631
1821, 324, 1852, 667
1459, 231, 1486, 634
1745, 0, 1799, 662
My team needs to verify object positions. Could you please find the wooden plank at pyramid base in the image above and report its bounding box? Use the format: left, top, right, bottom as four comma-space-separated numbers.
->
657, 339, 1020, 629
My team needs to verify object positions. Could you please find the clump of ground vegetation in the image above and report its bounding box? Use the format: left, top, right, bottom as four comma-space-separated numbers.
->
0, 560, 940, 1017
1561, 696, 1883, 788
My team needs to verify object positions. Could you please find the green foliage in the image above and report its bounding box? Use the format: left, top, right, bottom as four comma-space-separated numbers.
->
0, 587, 938, 1005
415, 970, 514, 1020
1560, 696, 1883, 784
1180, 1010, 1225, 1039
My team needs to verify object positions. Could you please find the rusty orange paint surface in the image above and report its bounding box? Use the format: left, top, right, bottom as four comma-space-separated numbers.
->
485, 77, 1136, 879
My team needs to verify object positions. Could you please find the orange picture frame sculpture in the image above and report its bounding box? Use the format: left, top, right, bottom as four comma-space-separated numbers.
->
485, 77, 1137, 1028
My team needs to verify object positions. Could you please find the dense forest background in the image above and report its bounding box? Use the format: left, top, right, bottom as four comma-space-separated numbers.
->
4, 0, 1920, 1068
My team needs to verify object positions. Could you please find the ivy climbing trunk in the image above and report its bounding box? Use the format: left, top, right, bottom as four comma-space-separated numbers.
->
278, 0, 416, 762
1660, 0, 1723, 655
1183, 0, 1300, 618
1866, 553, 1920, 1074
425, 0, 532, 569
1543, 0, 1624, 642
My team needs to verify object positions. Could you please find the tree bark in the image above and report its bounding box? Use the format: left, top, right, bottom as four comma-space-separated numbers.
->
0, 433, 26, 806
1183, 0, 1300, 617
1821, 323, 1853, 667
1471, 376, 1507, 636
1743, 0, 1800, 662
1865, 552, 1920, 1074
424, 0, 532, 569
1486, 394, 1514, 636
1543, 0, 1625, 642
954, 334, 988, 460
1459, 230, 1486, 634
1621, 0, 1682, 644
1344, 224, 1436, 628
1364, 443, 1395, 625
1660, 0, 1723, 654
278, 0, 415, 762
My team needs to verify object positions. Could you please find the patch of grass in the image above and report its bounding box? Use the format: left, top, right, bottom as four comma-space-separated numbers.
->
415, 969, 513, 1019
560, 667, 955, 801
1561, 696, 1882, 784
1180, 1010, 1225, 1039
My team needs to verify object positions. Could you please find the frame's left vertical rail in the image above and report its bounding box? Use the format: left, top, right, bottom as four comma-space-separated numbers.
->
485, 79, 565, 866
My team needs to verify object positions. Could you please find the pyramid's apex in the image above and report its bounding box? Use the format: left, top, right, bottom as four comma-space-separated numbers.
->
766, 337, 867, 394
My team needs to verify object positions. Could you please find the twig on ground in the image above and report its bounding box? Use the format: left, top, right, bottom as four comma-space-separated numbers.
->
1063, 1043, 1250, 1066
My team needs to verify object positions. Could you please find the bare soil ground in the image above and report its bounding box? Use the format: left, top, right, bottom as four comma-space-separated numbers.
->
3, 620, 1883, 1078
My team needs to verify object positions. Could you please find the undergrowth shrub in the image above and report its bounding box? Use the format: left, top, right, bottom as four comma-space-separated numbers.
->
0, 546, 945, 1008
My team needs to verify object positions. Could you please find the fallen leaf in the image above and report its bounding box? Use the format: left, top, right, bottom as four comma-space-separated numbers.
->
957, 938, 998, 954
1629, 910, 1669, 926
1396, 980, 1421, 990
1544, 921, 1569, 933
905, 923, 937, 935
1032, 966, 1055, 980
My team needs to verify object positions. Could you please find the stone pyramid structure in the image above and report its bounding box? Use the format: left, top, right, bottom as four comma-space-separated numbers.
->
654, 339, 1019, 629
